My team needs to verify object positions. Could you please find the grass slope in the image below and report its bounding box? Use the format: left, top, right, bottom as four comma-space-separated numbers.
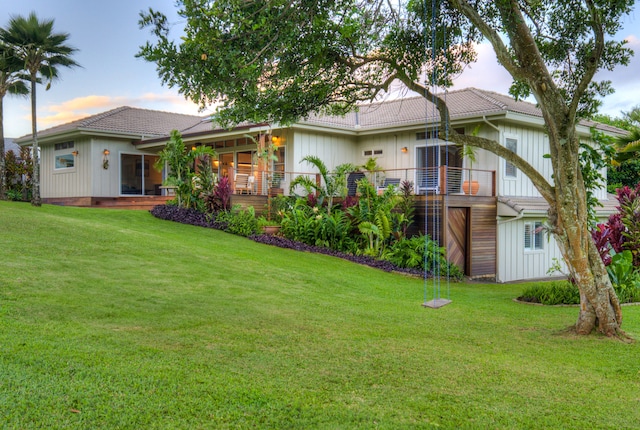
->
1, 201, 639, 429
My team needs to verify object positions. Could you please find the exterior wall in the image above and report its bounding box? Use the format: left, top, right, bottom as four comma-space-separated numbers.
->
43, 137, 92, 198
497, 215, 567, 282
292, 129, 358, 171
43, 137, 158, 199
90, 138, 142, 197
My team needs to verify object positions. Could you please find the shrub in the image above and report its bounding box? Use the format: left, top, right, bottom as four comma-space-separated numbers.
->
280, 199, 355, 252
216, 205, 259, 237
518, 281, 580, 305
150, 204, 226, 230
385, 234, 464, 280
205, 176, 232, 213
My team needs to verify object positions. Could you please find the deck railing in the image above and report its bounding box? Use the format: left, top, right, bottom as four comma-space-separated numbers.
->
233, 166, 496, 197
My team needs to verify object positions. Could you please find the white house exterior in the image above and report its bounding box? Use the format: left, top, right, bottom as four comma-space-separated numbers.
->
16, 88, 624, 282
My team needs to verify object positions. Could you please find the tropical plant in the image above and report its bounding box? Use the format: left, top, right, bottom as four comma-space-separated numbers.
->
606, 250, 640, 304
215, 205, 259, 237
4, 147, 32, 201
205, 175, 232, 214
288, 155, 355, 215
280, 199, 354, 252
593, 184, 640, 268
348, 178, 400, 257
0, 42, 29, 200
0, 12, 79, 206
385, 234, 463, 280
518, 281, 581, 305
155, 130, 217, 209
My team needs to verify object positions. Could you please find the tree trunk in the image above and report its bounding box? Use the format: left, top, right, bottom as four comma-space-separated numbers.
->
0, 97, 6, 200
549, 127, 623, 337
30, 76, 41, 207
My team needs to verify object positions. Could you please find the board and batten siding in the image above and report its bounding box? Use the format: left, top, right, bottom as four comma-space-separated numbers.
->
292, 130, 358, 171
497, 216, 566, 282
43, 137, 92, 198
498, 125, 552, 198
90, 139, 139, 197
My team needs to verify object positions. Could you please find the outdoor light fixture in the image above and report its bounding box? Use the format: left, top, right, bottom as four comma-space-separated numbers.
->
72, 150, 79, 156
102, 149, 110, 170
401, 147, 408, 153
271, 136, 281, 147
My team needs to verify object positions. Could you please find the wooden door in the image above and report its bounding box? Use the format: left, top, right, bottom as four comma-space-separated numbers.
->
447, 207, 469, 275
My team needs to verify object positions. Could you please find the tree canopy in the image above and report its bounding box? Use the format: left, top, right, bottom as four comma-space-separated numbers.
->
139, 0, 637, 337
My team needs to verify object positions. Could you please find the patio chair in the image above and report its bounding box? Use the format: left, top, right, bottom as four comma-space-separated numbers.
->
235, 173, 252, 194
377, 177, 401, 194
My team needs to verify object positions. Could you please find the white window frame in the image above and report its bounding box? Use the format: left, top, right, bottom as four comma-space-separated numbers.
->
54, 153, 76, 170
524, 221, 544, 252
504, 136, 518, 179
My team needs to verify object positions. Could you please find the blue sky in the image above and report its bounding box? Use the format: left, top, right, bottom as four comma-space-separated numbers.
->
2, 1, 639, 138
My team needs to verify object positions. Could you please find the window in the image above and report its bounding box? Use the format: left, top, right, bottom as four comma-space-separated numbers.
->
524, 221, 544, 251
54, 141, 74, 151
505, 138, 518, 177
363, 149, 383, 157
55, 153, 75, 169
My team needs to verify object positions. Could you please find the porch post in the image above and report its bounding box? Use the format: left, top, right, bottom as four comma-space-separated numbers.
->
439, 166, 447, 195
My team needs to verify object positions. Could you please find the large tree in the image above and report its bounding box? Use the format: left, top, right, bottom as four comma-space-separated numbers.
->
0, 42, 29, 200
0, 12, 79, 206
139, 0, 635, 337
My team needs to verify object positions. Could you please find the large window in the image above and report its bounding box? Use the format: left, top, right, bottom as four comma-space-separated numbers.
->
524, 221, 544, 251
505, 137, 518, 178
120, 154, 161, 195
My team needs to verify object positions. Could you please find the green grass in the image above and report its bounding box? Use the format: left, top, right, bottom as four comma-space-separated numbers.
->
1, 201, 639, 429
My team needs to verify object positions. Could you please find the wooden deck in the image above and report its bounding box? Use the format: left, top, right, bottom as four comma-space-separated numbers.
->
43, 196, 173, 210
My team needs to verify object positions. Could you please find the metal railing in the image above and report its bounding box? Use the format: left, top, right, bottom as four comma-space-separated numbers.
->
232, 166, 496, 197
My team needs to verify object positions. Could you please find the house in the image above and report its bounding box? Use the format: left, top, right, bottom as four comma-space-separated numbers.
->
15, 88, 624, 282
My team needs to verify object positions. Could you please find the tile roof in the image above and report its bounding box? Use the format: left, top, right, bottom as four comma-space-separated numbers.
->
498, 195, 619, 216
300, 88, 544, 130
17, 106, 204, 142
16, 88, 626, 143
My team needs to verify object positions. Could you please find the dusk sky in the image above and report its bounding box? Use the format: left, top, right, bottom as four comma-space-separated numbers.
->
2, 0, 639, 139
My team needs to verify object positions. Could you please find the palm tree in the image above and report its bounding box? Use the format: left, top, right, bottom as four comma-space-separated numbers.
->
0, 12, 79, 206
0, 42, 29, 200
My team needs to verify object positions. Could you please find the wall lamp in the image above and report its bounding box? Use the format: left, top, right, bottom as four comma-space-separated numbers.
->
401, 147, 408, 153
72, 150, 79, 156
102, 149, 110, 170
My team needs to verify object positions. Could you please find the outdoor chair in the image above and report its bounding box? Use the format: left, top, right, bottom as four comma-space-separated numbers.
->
235, 173, 252, 194
377, 177, 401, 194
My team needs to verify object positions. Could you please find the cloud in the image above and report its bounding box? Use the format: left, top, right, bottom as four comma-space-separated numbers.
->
37, 92, 205, 129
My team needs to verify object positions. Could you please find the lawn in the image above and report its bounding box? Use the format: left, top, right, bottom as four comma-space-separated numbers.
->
1, 201, 639, 429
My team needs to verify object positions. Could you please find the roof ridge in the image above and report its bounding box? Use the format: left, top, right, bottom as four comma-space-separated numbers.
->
78, 106, 131, 127
467, 88, 509, 110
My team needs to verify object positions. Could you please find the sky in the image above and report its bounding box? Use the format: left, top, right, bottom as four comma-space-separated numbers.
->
2, 0, 639, 139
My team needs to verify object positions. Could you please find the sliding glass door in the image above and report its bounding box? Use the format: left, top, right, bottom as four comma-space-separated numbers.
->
120, 154, 162, 195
